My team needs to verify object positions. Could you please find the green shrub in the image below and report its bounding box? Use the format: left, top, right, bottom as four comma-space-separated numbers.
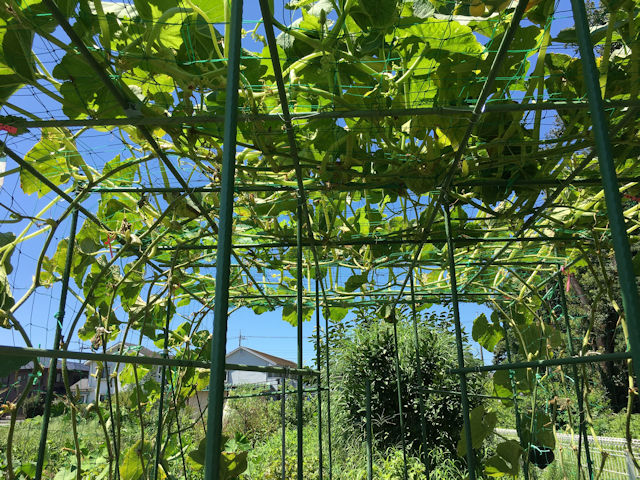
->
49, 399, 66, 418
328, 308, 486, 459
22, 394, 44, 419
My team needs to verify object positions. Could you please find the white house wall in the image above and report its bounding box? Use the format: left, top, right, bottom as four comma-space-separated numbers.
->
225, 349, 270, 386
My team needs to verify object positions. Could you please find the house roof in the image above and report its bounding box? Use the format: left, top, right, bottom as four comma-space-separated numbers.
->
80, 342, 159, 365
105, 342, 157, 357
20, 358, 89, 372
226, 346, 296, 368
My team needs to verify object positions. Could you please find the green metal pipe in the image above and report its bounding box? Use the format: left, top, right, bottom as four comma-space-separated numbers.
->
233, 291, 519, 301
365, 378, 373, 480
153, 279, 173, 480
282, 376, 286, 480
324, 305, 333, 480
8, 100, 640, 129
569, 0, 640, 383
409, 271, 430, 477
443, 200, 477, 480
419, 388, 511, 400
83, 174, 640, 195
35, 208, 78, 480
203, 0, 244, 476
557, 270, 594, 479
226, 386, 328, 400
454, 176, 640, 187
501, 318, 529, 480
392, 319, 409, 480
257, 0, 334, 405
296, 204, 304, 480
450, 351, 632, 374
100, 358, 120, 480
168, 370, 189, 479
315, 278, 324, 480
0, 345, 319, 376
158, 235, 591, 251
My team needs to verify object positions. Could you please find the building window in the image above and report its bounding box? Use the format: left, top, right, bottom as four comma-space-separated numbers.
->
56, 373, 62, 382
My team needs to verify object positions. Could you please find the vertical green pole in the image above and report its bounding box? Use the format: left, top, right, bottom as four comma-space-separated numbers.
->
501, 318, 529, 480
365, 378, 373, 480
35, 208, 78, 480
392, 320, 408, 480
557, 270, 594, 479
154, 279, 172, 480
203, 0, 243, 477
315, 278, 324, 480
324, 304, 333, 480
296, 204, 304, 480
409, 270, 430, 477
443, 199, 476, 480
569, 0, 640, 383
282, 375, 287, 480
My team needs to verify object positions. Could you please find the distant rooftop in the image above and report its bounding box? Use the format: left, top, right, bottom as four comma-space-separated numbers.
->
227, 346, 297, 368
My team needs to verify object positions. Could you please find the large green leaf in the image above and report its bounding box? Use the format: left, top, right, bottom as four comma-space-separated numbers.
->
52, 52, 123, 118
220, 450, 248, 480
484, 440, 523, 477
1, 23, 35, 81
20, 129, 76, 197
344, 273, 368, 292
457, 405, 497, 456
493, 368, 532, 401
187, 437, 248, 479
521, 410, 555, 449
403, 18, 484, 57
119, 364, 151, 386
119, 440, 146, 480
0, 354, 33, 377
472, 312, 504, 352
0, 271, 14, 318
282, 304, 313, 326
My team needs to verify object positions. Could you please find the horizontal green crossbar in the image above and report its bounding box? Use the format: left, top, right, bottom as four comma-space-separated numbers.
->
420, 387, 512, 401
226, 386, 328, 399
449, 351, 632, 374
7, 100, 640, 128
87, 176, 640, 194
0, 345, 319, 377
157, 235, 590, 251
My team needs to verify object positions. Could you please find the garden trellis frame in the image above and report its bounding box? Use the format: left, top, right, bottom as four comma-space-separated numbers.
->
1, 0, 640, 478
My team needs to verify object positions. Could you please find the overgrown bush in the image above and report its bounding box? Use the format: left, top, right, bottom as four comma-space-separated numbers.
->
22, 394, 44, 418
49, 399, 66, 418
223, 388, 281, 444
328, 307, 486, 459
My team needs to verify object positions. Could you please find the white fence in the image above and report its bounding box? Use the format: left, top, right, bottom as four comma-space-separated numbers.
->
496, 428, 640, 479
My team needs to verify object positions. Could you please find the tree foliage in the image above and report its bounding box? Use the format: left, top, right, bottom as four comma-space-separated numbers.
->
328, 308, 485, 458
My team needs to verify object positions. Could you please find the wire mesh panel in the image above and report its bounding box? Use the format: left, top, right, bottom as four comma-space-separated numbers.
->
498, 428, 640, 480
